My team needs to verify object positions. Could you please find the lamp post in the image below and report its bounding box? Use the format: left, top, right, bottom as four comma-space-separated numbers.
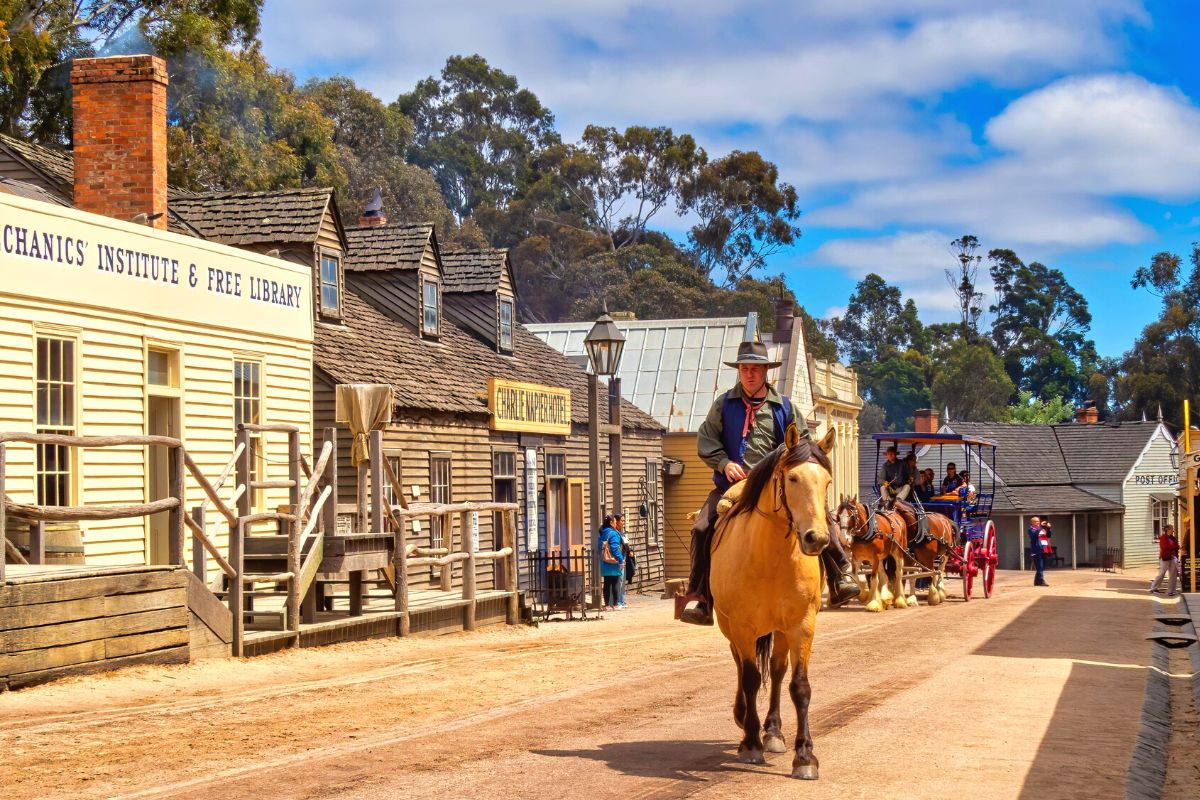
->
584, 310, 626, 608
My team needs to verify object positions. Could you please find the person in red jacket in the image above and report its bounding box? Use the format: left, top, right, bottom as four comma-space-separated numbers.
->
1150, 524, 1180, 596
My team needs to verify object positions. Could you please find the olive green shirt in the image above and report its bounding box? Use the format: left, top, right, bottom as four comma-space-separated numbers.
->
697, 384, 785, 474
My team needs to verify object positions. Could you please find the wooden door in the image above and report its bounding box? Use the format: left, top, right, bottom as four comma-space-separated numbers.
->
147, 395, 178, 564
567, 479, 585, 556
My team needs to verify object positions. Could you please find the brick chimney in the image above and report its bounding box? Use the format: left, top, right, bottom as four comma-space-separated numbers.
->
70, 55, 169, 229
1075, 400, 1099, 424
773, 299, 795, 344
359, 187, 387, 226
914, 408, 939, 433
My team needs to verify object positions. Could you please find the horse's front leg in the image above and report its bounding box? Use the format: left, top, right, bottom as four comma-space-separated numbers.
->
888, 553, 909, 609
866, 557, 885, 612
788, 622, 819, 780
733, 635, 765, 763
763, 632, 789, 754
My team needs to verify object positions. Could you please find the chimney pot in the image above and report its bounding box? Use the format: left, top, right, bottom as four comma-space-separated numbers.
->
70, 55, 168, 228
914, 408, 939, 434
773, 299, 795, 343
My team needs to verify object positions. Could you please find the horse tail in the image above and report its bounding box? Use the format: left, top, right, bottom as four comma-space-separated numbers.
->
756, 633, 773, 688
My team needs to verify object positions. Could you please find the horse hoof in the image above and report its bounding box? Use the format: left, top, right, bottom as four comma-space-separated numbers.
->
791, 764, 819, 780
739, 748, 765, 765
866, 601, 883, 613
907, 595, 919, 607
765, 735, 788, 754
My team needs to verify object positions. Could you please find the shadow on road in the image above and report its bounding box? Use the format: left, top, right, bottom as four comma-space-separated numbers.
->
974, 593, 1149, 799
533, 739, 753, 782
1097, 576, 1155, 598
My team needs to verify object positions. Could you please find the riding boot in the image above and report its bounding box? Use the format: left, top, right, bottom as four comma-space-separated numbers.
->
821, 535, 860, 607
678, 488, 722, 626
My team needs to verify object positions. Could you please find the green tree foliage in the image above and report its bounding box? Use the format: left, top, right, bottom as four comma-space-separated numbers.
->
1116, 247, 1200, 428
682, 150, 801, 287
857, 401, 887, 435
1006, 390, 1073, 424
931, 343, 1014, 422
528, 125, 705, 252
396, 54, 559, 221
988, 248, 1097, 403
829, 273, 925, 365
0, 0, 260, 139
860, 354, 931, 430
947, 234, 984, 339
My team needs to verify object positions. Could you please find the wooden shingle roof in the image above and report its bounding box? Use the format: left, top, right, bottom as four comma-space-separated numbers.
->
1052, 421, 1166, 483
440, 248, 508, 293
169, 187, 343, 248
944, 422, 1071, 485
345, 223, 435, 271
0, 177, 70, 206
0, 133, 74, 196
315, 274, 661, 431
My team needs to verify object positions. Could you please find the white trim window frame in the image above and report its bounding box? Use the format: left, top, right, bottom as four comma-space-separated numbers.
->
498, 297, 514, 352
421, 276, 440, 338
35, 334, 78, 507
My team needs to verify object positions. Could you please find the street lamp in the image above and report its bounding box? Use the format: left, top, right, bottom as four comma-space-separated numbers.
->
584, 310, 626, 608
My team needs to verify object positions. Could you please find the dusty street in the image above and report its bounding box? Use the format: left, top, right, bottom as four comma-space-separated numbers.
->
0, 567, 1185, 799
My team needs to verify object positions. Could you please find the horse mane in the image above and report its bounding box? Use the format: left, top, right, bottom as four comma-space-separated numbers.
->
728, 438, 832, 518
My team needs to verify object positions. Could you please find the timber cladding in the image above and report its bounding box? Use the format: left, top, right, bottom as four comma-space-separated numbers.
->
0, 566, 189, 690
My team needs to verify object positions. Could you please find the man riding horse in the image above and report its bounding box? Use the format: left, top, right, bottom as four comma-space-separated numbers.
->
679, 340, 861, 626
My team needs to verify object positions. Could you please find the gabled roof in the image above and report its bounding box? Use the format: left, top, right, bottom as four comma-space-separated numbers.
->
345, 223, 436, 271
0, 133, 74, 197
942, 422, 1071, 486
315, 274, 661, 431
170, 188, 346, 250
528, 315, 789, 432
0, 176, 70, 207
440, 247, 511, 294
1051, 421, 1167, 483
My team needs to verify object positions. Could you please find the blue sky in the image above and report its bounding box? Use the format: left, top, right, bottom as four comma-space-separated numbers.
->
259, 0, 1200, 359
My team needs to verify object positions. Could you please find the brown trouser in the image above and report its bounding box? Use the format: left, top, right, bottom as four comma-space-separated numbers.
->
686, 485, 853, 606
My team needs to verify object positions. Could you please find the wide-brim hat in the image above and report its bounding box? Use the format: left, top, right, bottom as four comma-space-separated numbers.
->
724, 340, 783, 369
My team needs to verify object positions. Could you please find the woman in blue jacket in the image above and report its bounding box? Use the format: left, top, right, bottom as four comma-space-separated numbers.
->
598, 514, 626, 611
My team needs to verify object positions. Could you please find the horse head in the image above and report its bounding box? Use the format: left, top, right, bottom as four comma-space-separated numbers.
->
835, 494, 865, 545
776, 424, 836, 556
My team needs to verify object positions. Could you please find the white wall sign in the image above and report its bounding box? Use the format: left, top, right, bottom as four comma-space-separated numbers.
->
470, 511, 480, 552
524, 447, 538, 552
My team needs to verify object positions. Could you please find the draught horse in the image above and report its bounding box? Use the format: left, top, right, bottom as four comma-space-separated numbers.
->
709, 424, 836, 779
891, 500, 958, 606
834, 496, 911, 612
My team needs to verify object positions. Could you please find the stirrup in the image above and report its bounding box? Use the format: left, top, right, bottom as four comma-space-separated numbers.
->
674, 591, 705, 620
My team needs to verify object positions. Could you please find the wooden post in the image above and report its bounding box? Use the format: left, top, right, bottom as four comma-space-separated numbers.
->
588, 372, 601, 608
440, 512, 453, 592
191, 506, 206, 582
349, 570, 363, 617
29, 520, 44, 565
287, 431, 301, 639
235, 427, 251, 518
231, 519, 245, 657
503, 509, 518, 625
169, 444, 186, 566
394, 503, 410, 636
1018, 514, 1025, 572
369, 430, 383, 534
0, 443, 6, 583
462, 510, 476, 631
1071, 514, 1077, 570
356, 461, 368, 534
323, 428, 338, 536
609, 377, 624, 518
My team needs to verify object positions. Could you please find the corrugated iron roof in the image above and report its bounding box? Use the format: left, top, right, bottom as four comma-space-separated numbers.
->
528, 315, 790, 432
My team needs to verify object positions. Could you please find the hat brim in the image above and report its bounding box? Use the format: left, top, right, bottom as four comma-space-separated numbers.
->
724, 358, 783, 369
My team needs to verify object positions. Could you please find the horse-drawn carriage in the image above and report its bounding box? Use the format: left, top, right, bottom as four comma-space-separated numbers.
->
834, 432, 999, 607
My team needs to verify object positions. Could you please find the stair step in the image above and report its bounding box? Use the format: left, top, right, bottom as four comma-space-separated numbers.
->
242, 572, 293, 583
215, 590, 291, 599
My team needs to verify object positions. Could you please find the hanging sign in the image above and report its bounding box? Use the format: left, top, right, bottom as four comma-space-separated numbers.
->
488, 378, 571, 435
524, 447, 539, 552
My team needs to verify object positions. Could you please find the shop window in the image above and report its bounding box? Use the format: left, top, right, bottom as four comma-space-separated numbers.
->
35, 336, 75, 506
147, 347, 179, 388
319, 252, 341, 318
544, 451, 567, 551
381, 449, 403, 512
233, 359, 264, 510
644, 460, 660, 547
421, 277, 440, 337
430, 453, 452, 571
1152, 497, 1175, 539
492, 449, 517, 549
499, 297, 514, 352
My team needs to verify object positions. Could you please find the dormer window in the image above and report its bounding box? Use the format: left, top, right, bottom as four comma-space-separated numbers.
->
421, 277, 440, 337
319, 250, 341, 319
499, 297, 514, 352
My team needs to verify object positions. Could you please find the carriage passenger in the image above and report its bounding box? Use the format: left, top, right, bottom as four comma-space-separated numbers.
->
878, 446, 912, 502
914, 468, 935, 502
941, 462, 963, 495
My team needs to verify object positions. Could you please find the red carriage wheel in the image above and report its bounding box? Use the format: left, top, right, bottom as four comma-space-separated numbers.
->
961, 539, 974, 601
981, 520, 997, 598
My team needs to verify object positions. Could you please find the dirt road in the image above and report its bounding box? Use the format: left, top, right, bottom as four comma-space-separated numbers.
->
0, 568, 1178, 799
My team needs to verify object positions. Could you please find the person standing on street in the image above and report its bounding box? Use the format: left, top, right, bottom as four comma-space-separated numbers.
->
1028, 516, 1049, 587
1150, 524, 1180, 597
615, 514, 631, 610
677, 340, 860, 626
598, 514, 625, 611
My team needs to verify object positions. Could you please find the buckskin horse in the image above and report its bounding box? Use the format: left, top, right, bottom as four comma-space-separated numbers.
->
834, 496, 911, 612
891, 499, 958, 606
709, 424, 836, 780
